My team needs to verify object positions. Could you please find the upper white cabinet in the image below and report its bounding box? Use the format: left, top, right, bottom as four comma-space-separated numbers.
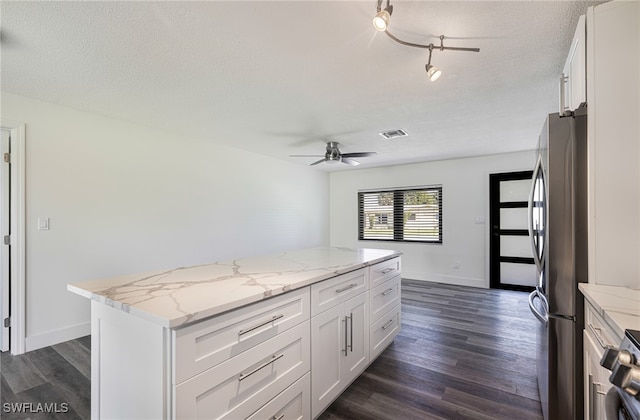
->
587, 0, 640, 289
561, 14, 587, 114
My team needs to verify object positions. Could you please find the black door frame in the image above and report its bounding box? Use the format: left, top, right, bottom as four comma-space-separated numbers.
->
489, 170, 535, 292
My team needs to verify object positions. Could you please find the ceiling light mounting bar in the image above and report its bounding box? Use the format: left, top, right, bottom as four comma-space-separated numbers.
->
384, 32, 480, 53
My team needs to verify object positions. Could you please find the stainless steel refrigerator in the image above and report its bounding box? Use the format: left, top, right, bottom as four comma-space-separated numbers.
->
527, 104, 588, 420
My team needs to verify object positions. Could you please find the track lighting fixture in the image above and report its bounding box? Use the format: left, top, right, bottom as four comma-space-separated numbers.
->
372, 0, 393, 31
373, 1, 479, 81
425, 45, 442, 82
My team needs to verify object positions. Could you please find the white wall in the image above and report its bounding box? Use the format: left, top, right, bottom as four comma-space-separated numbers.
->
1, 92, 329, 351
330, 151, 536, 288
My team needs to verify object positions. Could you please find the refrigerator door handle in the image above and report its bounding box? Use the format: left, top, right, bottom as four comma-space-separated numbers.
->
528, 156, 545, 272
528, 289, 548, 326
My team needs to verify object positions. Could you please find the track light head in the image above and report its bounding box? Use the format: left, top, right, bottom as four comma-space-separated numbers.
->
373, 5, 392, 31
426, 64, 442, 82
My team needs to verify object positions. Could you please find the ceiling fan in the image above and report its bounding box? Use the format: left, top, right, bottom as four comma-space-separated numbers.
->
290, 141, 377, 166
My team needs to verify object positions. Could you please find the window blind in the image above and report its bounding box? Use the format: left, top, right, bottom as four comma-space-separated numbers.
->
358, 186, 442, 243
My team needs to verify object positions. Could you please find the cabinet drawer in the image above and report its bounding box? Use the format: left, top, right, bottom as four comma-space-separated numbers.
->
370, 304, 401, 359
174, 287, 310, 384
175, 321, 310, 420
584, 300, 620, 350
369, 257, 401, 289
311, 268, 367, 316
370, 275, 401, 324
246, 372, 310, 420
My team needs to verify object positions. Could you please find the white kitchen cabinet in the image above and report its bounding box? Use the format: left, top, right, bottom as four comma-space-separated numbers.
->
370, 275, 400, 324
560, 14, 586, 114
246, 373, 311, 420
583, 299, 618, 420
587, 0, 640, 289
370, 304, 401, 360
310, 291, 369, 418
369, 256, 401, 289
174, 287, 310, 384
176, 321, 310, 420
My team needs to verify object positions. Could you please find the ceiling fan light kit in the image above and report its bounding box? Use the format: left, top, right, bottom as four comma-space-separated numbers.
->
373, 0, 480, 81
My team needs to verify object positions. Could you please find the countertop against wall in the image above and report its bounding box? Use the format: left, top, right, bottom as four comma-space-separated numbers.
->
68, 247, 401, 328
579, 283, 640, 339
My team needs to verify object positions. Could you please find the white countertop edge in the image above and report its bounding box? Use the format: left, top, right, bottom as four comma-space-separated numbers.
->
579, 283, 640, 339
69, 249, 401, 329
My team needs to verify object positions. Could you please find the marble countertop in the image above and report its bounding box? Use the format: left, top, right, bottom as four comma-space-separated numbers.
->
68, 247, 401, 329
579, 283, 640, 340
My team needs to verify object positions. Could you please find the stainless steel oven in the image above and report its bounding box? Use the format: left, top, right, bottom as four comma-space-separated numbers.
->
601, 329, 640, 420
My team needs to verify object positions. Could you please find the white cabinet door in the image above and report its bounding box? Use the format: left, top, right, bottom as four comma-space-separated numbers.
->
310, 303, 344, 417
561, 14, 586, 113
587, 0, 640, 290
583, 329, 612, 420
310, 291, 370, 418
342, 292, 369, 385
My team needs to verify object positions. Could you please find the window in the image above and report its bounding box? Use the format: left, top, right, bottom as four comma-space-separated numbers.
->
358, 186, 442, 243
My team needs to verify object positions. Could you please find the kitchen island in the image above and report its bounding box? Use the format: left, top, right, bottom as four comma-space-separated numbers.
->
68, 246, 402, 419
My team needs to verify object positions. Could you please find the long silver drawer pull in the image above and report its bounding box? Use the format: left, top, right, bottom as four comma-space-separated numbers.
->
335, 283, 358, 294
272, 415, 284, 420
587, 323, 608, 348
238, 314, 284, 337
382, 288, 394, 296
381, 267, 395, 274
238, 353, 284, 381
382, 319, 395, 330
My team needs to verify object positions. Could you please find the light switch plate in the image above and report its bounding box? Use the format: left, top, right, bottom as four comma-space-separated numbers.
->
38, 217, 50, 231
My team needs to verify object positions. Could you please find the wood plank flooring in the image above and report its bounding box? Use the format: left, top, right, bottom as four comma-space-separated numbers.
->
1, 335, 90, 420
318, 279, 543, 420
0, 280, 542, 420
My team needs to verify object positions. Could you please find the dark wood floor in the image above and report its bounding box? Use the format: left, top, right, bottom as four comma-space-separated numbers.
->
1, 280, 542, 420
1, 335, 90, 420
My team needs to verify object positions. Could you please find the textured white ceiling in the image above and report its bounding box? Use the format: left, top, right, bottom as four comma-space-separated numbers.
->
0, 1, 599, 171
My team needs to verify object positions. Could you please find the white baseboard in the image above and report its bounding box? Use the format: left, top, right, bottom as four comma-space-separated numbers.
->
25, 321, 91, 352
402, 272, 486, 289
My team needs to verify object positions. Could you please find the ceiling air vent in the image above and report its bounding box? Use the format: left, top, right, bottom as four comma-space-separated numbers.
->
379, 129, 408, 140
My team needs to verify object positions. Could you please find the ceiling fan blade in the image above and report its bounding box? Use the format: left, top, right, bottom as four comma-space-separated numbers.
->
341, 152, 377, 158
341, 158, 360, 166
310, 158, 327, 166
290, 154, 325, 157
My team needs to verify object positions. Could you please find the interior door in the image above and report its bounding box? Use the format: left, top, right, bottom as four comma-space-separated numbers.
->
0, 130, 10, 351
489, 170, 536, 291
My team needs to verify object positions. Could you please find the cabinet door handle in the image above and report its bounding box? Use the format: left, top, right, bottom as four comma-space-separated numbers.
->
238, 314, 284, 337
588, 374, 595, 417
559, 73, 571, 116
343, 316, 348, 356
587, 323, 608, 348
238, 353, 284, 381
272, 415, 284, 420
382, 319, 394, 330
381, 267, 395, 274
382, 287, 394, 296
336, 283, 357, 294
349, 313, 354, 353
